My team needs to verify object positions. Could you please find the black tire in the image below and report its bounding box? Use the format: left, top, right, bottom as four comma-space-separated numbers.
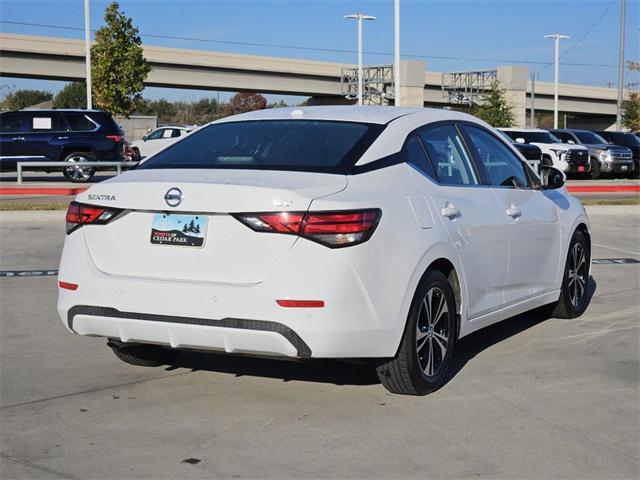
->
376, 270, 457, 395
590, 159, 601, 180
549, 230, 590, 319
62, 152, 96, 183
108, 340, 180, 367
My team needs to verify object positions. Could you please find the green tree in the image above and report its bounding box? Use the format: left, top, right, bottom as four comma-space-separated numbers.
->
1, 89, 53, 109
623, 62, 640, 132
474, 80, 514, 128
91, 1, 150, 117
54, 82, 87, 109
223, 92, 267, 116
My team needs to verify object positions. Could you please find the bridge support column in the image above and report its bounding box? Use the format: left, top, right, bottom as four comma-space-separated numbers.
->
397, 60, 426, 107
497, 65, 528, 128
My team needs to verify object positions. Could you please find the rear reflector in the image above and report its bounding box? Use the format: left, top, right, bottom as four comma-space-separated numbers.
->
58, 281, 78, 291
276, 299, 325, 308
234, 209, 381, 248
65, 201, 123, 234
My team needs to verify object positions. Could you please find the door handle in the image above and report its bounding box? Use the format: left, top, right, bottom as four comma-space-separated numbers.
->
57, 136, 69, 140
11, 136, 25, 141
506, 204, 522, 219
440, 203, 460, 219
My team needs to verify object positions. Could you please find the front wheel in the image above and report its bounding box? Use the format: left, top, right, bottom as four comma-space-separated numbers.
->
549, 230, 590, 319
62, 152, 96, 183
376, 270, 457, 395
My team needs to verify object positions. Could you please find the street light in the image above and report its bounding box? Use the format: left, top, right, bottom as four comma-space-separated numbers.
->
544, 33, 569, 129
344, 13, 376, 106
84, 0, 92, 109
394, 0, 400, 105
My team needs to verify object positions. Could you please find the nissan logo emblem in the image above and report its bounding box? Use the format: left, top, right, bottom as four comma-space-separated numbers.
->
164, 188, 183, 207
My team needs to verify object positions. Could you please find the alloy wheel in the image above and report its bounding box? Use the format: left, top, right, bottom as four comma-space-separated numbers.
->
416, 286, 450, 377
65, 155, 92, 182
568, 242, 587, 307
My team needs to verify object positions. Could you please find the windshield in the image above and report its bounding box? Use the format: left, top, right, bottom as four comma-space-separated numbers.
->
504, 131, 562, 144
138, 120, 384, 174
575, 131, 607, 144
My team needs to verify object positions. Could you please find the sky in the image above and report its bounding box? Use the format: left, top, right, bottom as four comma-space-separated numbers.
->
0, 0, 638, 104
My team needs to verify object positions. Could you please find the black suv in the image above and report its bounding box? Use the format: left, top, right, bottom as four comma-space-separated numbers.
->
594, 130, 640, 178
0, 109, 125, 182
551, 129, 634, 179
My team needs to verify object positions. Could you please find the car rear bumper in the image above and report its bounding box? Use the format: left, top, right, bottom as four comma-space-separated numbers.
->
57, 230, 406, 359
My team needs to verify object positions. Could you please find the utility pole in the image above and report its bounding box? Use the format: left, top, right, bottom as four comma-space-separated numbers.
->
545, 33, 569, 129
344, 13, 376, 106
616, 0, 626, 130
394, 0, 400, 105
84, 0, 92, 109
530, 71, 536, 128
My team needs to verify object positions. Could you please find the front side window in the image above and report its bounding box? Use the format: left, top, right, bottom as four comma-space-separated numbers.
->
404, 133, 436, 181
0, 113, 25, 133
418, 125, 478, 186
463, 125, 530, 188
139, 120, 383, 174
146, 129, 166, 140
28, 113, 65, 132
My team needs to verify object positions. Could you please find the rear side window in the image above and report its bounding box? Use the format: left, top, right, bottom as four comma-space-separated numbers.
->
463, 125, 530, 188
139, 120, 384, 174
0, 113, 25, 133
418, 125, 478, 186
65, 113, 97, 131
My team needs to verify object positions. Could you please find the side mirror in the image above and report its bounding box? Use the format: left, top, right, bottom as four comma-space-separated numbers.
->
141, 135, 148, 141
515, 137, 526, 144
539, 165, 565, 190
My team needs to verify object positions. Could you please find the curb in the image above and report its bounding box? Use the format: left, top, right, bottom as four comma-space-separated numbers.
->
0, 187, 88, 196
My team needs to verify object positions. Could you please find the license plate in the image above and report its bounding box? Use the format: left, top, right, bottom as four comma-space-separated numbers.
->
578, 166, 585, 172
150, 214, 207, 247
621, 165, 628, 170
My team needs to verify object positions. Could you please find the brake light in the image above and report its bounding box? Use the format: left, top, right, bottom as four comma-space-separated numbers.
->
105, 134, 123, 142
233, 209, 381, 248
65, 201, 122, 234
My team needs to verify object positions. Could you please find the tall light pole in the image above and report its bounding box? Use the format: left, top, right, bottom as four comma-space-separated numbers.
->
616, 0, 626, 130
394, 0, 400, 105
344, 13, 376, 106
84, 0, 92, 109
544, 33, 569, 129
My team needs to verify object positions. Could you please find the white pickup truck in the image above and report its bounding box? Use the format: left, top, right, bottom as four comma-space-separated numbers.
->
499, 128, 591, 175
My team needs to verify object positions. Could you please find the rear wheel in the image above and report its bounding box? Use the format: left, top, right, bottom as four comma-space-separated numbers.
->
549, 230, 590, 319
376, 270, 456, 395
108, 340, 180, 367
62, 152, 96, 183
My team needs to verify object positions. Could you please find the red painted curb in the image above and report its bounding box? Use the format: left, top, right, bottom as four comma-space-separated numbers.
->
567, 185, 640, 193
0, 187, 87, 196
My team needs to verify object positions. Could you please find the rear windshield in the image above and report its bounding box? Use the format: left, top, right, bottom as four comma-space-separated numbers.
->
138, 120, 384, 174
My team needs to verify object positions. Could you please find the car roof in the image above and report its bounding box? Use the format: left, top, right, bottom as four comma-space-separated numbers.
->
214, 105, 479, 126
11, 109, 107, 113
499, 128, 549, 132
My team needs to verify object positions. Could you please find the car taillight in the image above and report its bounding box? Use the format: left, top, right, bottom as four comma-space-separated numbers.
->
233, 209, 381, 248
65, 201, 122, 234
105, 134, 123, 142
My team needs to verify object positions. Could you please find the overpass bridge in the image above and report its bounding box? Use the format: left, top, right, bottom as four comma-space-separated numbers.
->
0, 33, 620, 129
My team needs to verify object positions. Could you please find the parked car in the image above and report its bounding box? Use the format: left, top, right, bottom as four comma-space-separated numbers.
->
497, 130, 542, 172
500, 128, 590, 175
58, 107, 591, 396
131, 125, 192, 161
594, 130, 640, 178
550, 129, 634, 179
0, 109, 125, 182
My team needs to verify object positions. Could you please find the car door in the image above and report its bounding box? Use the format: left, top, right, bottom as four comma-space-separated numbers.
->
412, 124, 510, 319
0, 112, 28, 170
24, 112, 67, 159
460, 124, 562, 304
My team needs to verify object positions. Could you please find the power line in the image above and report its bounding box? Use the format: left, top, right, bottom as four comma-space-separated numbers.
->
0, 19, 618, 69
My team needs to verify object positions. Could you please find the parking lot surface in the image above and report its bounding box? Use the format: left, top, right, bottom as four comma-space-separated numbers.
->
1, 206, 638, 479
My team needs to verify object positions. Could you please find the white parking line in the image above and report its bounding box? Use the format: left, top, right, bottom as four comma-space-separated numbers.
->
593, 243, 640, 257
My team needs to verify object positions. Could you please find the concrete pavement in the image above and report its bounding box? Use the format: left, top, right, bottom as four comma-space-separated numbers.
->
0, 206, 638, 479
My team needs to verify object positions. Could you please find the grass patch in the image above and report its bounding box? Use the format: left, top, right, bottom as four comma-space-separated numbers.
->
579, 196, 640, 206
0, 201, 68, 211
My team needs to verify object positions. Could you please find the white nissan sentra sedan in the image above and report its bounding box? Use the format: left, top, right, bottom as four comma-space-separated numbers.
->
57, 106, 591, 395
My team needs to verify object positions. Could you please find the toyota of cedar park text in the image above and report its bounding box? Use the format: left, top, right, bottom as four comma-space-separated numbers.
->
57, 106, 591, 395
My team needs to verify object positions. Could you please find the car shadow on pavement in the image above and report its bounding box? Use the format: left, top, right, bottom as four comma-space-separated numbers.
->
165, 277, 597, 390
